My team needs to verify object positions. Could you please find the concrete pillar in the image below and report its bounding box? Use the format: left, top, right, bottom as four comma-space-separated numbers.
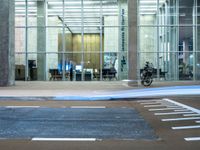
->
118, 0, 128, 80
0, 0, 15, 86
128, 0, 138, 86
196, 1, 200, 80
196, 28, 200, 80
37, 1, 46, 80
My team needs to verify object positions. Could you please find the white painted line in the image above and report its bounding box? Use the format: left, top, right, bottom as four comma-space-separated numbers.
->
144, 105, 167, 108
174, 109, 188, 112
137, 100, 162, 103
140, 102, 161, 105
183, 114, 200, 117
149, 107, 183, 111
31, 138, 98, 141
163, 99, 200, 115
195, 121, 200, 123
70, 106, 106, 109
172, 125, 200, 130
162, 117, 200, 122
5, 106, 40, 108
166, 106, 181, 108
184, 137, 200, 141
155, 111, 193, 116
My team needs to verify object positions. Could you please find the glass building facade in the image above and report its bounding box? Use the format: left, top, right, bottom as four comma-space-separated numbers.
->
15, 0, 128, 81
14, 0, 200, 82
138, 0, 200, 81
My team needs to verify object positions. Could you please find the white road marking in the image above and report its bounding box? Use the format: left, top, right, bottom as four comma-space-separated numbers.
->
70, 106, 106, 109
184, 137, 200, 141
148, 107, 183, 111
155, 111, 193, 116
172, 125, 200, 130
166, 106, 181, 108
161, 117, 200, 122
140, 102, 161, 105
137, 100, 162, 103
174, 109, 188, 112
31, 138, 98, 141
5, 106, 40, 108
144, 105, 168, 108
184, 114, 200, 117
195, 121, 200, 123
163, 99, 200, 114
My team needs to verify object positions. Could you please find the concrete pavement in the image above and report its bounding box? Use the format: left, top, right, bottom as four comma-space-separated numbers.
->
0, 81, 200, 100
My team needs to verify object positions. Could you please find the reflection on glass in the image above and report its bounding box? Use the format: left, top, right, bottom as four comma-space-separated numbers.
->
15, 54, 26, 81
14, 0, 128, 81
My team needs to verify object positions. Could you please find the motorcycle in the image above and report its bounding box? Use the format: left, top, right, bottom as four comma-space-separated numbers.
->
140, 62, 153, 86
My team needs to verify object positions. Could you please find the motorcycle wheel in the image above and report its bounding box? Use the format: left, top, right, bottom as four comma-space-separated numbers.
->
142, 76, 153, 86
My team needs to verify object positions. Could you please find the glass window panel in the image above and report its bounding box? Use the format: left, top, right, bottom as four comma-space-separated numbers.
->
139, 0, 157, 25
15, 0, 26, 26
28, 0, 37, 26
197, 0, 200, 25
47, 27, 63, 52
104, 27, 118, 52
102, 52, 118, 80
158, 52, 178, 81
64, 0, 81, 28
47, 0, 63, 26
72, 33, 83, 52
47, 53, 61, 81
139, 27, 157, 53
179, 27, 193, 52
179, 0, 194, 25
64, 27, 73, 53
83, 53, 100, 81
196, 52, 200, 80
178, 51, 193, 80
67, 53, 82, 81
28, 28, 37, 52
15, 28, 26, 52
139, 52, 157, 71
15, 53, 26, 66
84, 0, 100, 26
28, 54, 37, 81
15, 53, 26, 81
167, 0, 178, 25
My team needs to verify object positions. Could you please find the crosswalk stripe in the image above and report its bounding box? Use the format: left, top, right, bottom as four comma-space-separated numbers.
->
155, 111, 193, 116
162, 117, 200, 122
172, 125, 200, 130
148, 107, 183, 111
183, 114, 200, 117
184, 137, 200, 141
163, 99, 200, 114
144, 105, 168, 108
70, 106, 106, 109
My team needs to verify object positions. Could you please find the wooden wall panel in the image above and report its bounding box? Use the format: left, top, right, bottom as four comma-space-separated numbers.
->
58, 33, 103, 69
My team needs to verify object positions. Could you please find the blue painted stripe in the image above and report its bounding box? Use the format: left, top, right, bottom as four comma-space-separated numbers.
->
53, 85, 200, 101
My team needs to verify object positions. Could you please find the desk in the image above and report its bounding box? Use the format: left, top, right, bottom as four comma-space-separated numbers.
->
49, 69, 69, 80
102, 68, 117, 80
49, 69, 62, 80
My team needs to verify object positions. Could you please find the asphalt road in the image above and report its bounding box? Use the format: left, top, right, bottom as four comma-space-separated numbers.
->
0, 96, 200, 150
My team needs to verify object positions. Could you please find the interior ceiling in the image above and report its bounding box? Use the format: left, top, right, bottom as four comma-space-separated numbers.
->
139, 0, 193, 40
15, 0, 119, 33
139, 0, 166, 15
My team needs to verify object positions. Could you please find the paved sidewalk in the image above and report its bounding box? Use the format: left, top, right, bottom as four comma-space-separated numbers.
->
0, 81, 132, 97
0, 81, 200, 100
